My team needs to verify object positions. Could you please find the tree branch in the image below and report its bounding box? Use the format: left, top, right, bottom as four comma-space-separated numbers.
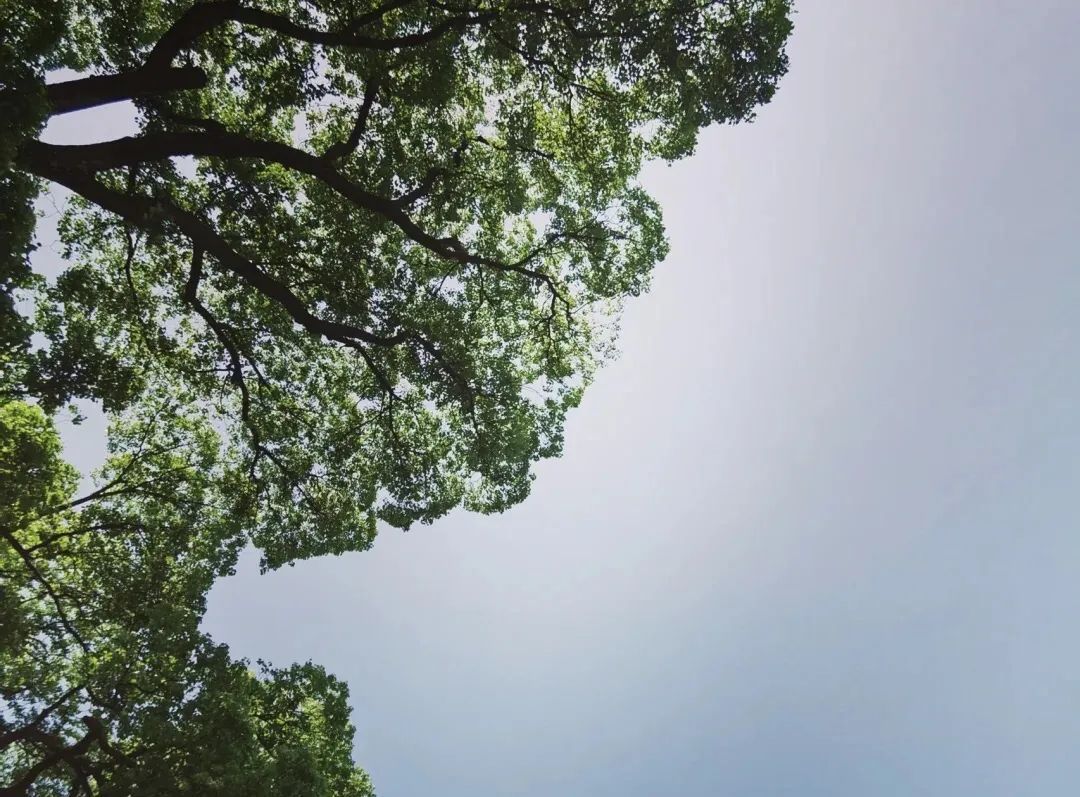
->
20, 134, 564, 297
145, 0, 497, 70
45, 67, 208, 115
0, 720, 101, 797
395, 137, 471, 206
322, 76, 382, 161
24, 152, 482, 420
19, 152, 409, 351
0, 529, 92, 656
0, 685, 83, 750
183, 248, 270, 477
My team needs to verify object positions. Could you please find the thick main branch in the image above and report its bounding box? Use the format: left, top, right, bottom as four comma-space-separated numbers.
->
21, 132, 565, 294
20, 152, 406, 350
145, 0, 495, 70
45, 67, 208, 115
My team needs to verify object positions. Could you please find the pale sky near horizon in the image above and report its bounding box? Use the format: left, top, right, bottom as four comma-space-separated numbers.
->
43, 1, 1080, 794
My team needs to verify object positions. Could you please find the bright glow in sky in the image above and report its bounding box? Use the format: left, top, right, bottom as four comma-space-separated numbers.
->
48, 1, 1080, 794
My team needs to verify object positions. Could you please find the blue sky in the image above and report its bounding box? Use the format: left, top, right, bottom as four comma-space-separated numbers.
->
47, 1, 1080, 794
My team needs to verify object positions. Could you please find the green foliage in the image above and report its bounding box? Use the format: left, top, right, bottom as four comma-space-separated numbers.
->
1, 402, 372, 795
0, 401, 77, 529
6, 0, 792, 568
1, 1, 792, 792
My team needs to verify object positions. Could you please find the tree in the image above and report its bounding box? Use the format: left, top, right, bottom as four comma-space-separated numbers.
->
3, 0, 792, 568
2, 1, 793, 793
1, 400, 374, 795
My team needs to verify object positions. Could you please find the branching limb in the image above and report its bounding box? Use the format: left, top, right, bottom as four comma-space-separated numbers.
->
45, 67, 208, 115
0, 529, 92, 656
21, 134, 568, 302
322, 76, 382, 161
145, 0, 497, 70
19, 153, 408, 350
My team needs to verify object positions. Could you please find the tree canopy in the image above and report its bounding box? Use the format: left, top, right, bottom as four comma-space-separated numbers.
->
4, 0, 791, 565
2, 0, 792, 793
1, 402, 375, 795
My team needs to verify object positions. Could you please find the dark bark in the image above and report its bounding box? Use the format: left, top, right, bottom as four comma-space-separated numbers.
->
17, 150, 407, 349
0, 529, 92, 655
45, 67, 208, 115
322, 76, 382, 161
19, 133, 562, 290
0, 722, 98, 797
144, 0, 495, 70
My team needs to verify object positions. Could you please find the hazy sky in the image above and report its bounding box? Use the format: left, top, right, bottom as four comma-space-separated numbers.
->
45, 1, 1080, 794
